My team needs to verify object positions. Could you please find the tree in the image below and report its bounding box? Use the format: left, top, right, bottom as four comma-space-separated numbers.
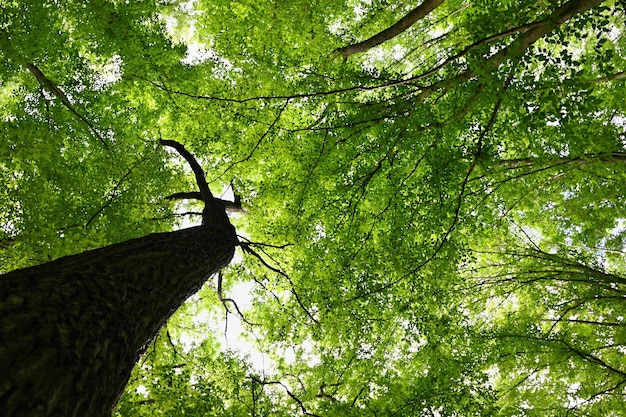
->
0, 140, 238, 416
1, 0, 625, 416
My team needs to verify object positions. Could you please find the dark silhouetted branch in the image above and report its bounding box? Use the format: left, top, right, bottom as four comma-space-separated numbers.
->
241, 243, 319, 324
160, 140, 213, 202
216, 272, 258, 326
165, 191, 203, 201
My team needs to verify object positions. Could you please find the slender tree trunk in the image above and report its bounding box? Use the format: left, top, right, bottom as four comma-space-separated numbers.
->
0, 220, 238, 417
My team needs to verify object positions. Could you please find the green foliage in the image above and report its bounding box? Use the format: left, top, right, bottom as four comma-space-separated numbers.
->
2, 0, 626, 415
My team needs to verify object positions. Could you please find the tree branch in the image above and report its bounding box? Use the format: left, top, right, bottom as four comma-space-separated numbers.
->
346, 80, 508, 302
592, 71, 626, 83
26, 63, 110, 150
159, 139, 237, 229
250, 376, 322, 417
237, 235, 293, 250
85, 162, 138, 227
334, 0, 446, 59
493, 152, 626, 169
215, 100, 289, 181
160, 140, 213, 202
165, 191, 203, 201
392, 0, 604, 98
241, 244, 319, 324
216, 272, 258, 326
165, 192, 245, 212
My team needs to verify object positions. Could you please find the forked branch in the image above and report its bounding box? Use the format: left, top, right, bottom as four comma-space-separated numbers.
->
240, 243, 319, 324
216, 272, 257, 326
160, 139, 213, 203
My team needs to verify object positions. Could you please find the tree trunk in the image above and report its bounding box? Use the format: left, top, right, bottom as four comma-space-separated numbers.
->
0, 220, 238, 417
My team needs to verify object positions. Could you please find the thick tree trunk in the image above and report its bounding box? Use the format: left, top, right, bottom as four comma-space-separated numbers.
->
0, 220, 238, 417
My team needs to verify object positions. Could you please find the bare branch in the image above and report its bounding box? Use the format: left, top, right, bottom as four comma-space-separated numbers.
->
160, 139, 213, 202
216, 272, 258, 326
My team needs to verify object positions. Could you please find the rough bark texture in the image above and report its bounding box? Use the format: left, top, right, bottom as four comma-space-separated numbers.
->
0, 219, 237, 417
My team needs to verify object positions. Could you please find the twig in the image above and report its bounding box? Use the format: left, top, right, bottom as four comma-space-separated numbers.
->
26, 63, 110, 150
241, 244, 319, 324
215, 100, 290, 180
85, 162, 137, 227
237, 235, 293, 249
216, 272, 258, 326
250, 376, 322, 417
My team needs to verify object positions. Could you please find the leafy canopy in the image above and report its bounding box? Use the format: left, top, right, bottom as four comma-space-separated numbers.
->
1, 0, 625, 415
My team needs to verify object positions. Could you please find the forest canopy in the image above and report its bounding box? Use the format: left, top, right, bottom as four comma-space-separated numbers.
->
1, 0, 625, 416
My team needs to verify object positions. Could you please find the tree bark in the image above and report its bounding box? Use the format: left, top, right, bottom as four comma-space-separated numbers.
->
0, 219, 238, 416
334, 0, 446, 59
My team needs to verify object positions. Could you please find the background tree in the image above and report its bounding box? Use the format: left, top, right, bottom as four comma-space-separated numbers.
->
1, 0, 625, 416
